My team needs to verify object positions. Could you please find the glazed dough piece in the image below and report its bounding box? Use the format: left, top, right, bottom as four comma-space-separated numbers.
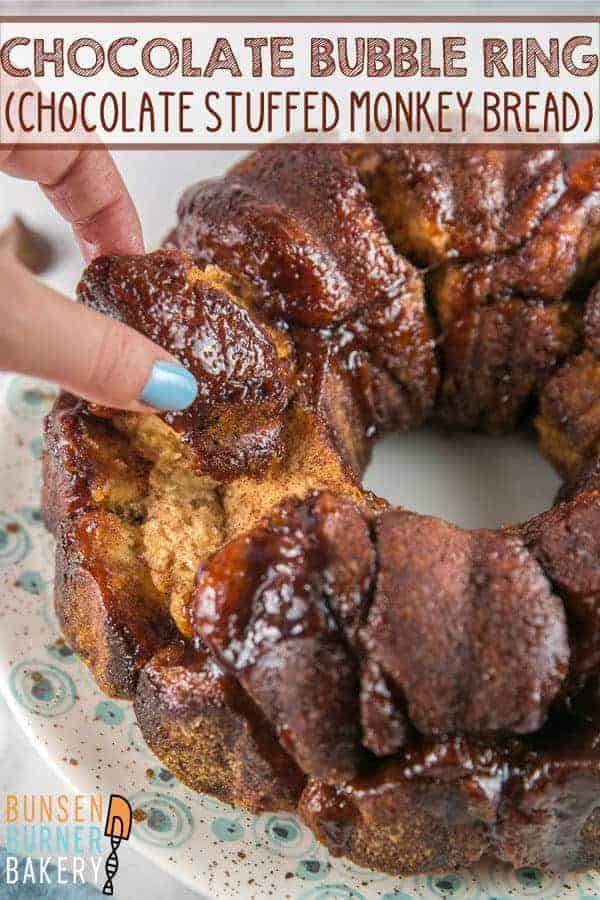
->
522, 484, 600, 708
313, 494, 410, 756
134, 643, 305, 812
431, 289, 577, 432
173, 146, 421, 325
350, 146, 566, 265
363, 510, 569, 735
429, 150, 600, 431
537, 349, 600, 479
77, 249, 292, 480
312, 491, 375, 645
169, 145, 439, 438
300, 736, 508, 874
301, 723, 600, 874
495, 722, 600, 870
359, 658, 409, 757
193, 493, 373, 783
537, 282, 600, 479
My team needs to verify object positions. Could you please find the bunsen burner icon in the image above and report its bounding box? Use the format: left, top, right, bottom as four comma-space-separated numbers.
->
103, 794, 133, 895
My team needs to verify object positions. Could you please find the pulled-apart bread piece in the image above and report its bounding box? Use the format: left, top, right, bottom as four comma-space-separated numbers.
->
70, 248, 378, 639
78, 249, 293, 481
44, 247, 378, 678
42, 394, 175, 697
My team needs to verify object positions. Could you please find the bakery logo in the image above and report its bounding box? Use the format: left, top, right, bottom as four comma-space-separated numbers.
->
0, 792, 130, 889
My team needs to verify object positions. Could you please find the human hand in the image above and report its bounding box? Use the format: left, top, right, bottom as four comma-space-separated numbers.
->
0, 145, 198, 412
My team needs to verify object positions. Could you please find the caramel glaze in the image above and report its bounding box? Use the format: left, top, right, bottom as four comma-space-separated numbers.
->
78, 250, 292, 480
301, 717, 600, 872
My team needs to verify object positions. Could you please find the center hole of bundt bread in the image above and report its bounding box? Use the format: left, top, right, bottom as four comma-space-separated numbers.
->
363, 425, 561, 529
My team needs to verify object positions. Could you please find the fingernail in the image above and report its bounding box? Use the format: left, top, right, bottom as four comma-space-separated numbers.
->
141, 361, 198, 411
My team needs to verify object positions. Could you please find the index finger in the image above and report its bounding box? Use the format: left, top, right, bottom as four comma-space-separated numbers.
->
0, 144, 144, 261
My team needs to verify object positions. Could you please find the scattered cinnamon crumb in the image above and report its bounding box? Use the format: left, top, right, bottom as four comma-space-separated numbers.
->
0, 215, 53, 273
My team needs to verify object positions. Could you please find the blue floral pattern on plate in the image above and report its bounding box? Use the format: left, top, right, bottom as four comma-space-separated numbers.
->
0, 512, 32, 566
9, 659, 77, 717
128, 792, 194, 848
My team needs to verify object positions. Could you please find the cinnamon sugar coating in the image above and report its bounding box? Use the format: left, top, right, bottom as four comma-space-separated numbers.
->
349, 146, 566, 265
366, 511, 568, 736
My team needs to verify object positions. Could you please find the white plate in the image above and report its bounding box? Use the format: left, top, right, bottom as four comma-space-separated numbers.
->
1, 373, 599, 900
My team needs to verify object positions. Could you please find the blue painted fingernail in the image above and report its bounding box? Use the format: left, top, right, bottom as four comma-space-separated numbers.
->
141, 361, 198, 411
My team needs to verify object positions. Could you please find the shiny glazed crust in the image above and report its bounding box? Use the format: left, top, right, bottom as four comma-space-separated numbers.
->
42, 145, 600, 876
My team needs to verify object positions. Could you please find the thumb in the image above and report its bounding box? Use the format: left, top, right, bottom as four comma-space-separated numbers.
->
0, 252, 198, 412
